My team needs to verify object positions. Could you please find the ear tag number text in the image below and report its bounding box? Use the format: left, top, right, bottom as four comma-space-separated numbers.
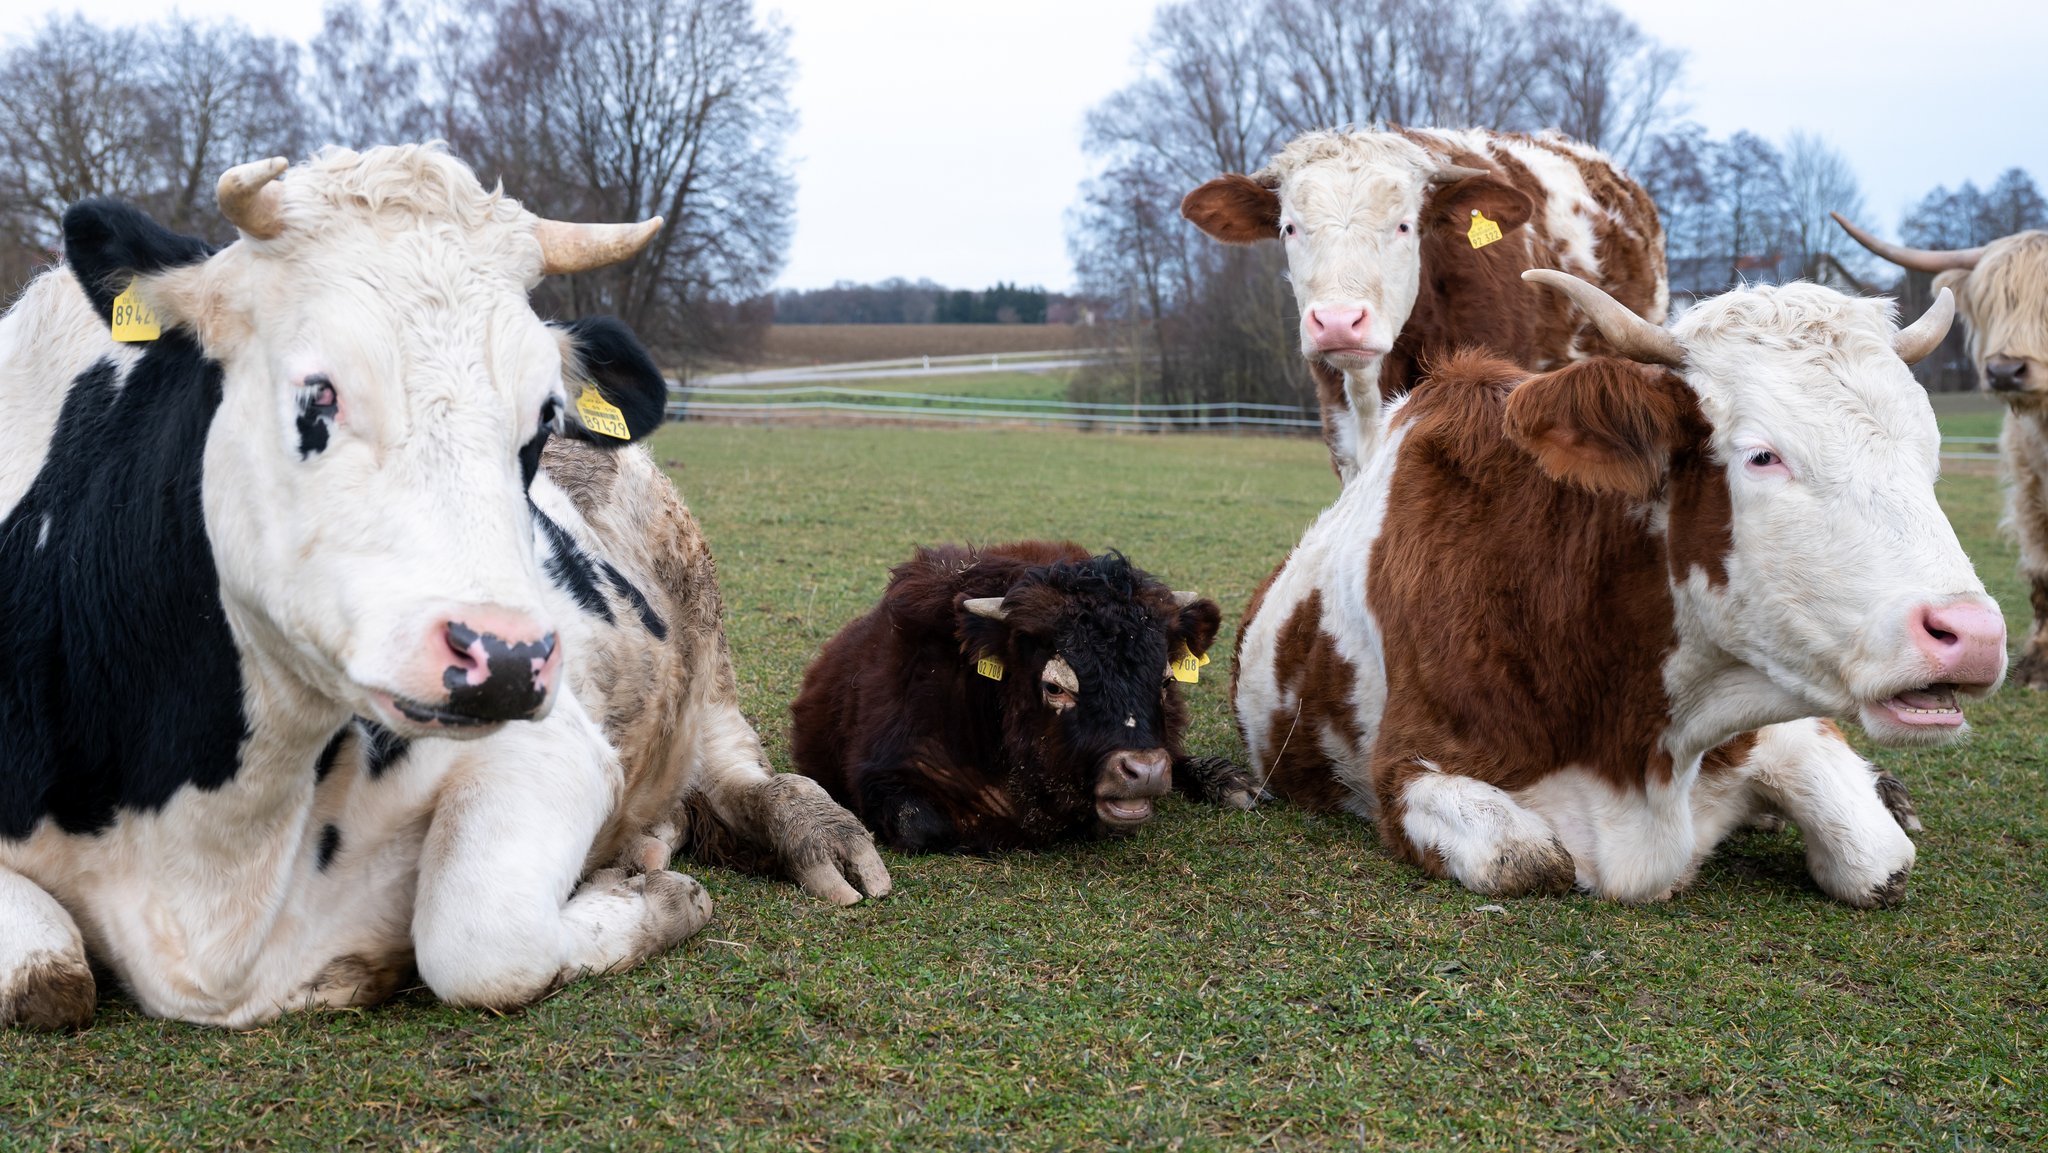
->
1467, 210, 1503, 250
576, 388, 631, 440
1169, 645, 1204, 684
976, 656, 1005, 680
111, 283, 160, 342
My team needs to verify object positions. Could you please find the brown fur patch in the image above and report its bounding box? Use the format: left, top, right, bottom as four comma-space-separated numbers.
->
1255, 589, 1363, 812
2, 955, 96, 1030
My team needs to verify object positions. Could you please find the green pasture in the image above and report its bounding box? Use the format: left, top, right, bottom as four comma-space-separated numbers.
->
2, 423, 2041, 1150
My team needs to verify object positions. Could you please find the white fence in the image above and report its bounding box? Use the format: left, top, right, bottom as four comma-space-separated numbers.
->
667, 384, 1321, 432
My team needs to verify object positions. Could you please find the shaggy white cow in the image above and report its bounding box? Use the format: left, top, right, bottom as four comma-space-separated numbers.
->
0, 146, 887, 1030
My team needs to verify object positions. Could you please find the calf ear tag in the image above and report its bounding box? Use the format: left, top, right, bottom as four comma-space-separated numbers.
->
1467, 210, 1503, 250
976, 655, 1006, 680
576, 387, 632, 440
1168, 644, 1204, 684
110, 282, 160, 342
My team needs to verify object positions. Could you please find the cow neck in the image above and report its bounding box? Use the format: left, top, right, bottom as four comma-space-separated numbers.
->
1310, 354, 1412, 483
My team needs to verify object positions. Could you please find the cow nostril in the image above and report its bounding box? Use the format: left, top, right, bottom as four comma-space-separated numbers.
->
444, 622, 480, 666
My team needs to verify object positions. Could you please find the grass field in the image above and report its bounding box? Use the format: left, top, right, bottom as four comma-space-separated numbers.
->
3, 425, 2042, 1151
734, 324, 1092, 369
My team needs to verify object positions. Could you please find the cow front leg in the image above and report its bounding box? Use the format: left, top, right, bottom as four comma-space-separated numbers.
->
1174, 755, 1260, 810
1744, 720, 1916, 908
1385, 760, 1576, 897
686, 699, 891, 905
0, 866, 95, 1030
412, 703, 712, 1010
2013, 573, 2048, 690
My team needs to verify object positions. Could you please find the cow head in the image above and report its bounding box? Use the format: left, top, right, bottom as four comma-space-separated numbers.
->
1513, 270, 2005, 748
1834, 214, 2048, 404
1181, 130, 1531, 371
64, 145, 670, 739
957, 554, 1221, 830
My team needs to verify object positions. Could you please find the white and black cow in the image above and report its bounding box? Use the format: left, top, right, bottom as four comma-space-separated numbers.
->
0, 146, 887, 1030
1232, 273, 2003, 905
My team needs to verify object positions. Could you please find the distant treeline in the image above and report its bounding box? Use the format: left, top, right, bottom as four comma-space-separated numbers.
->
773, 279, 1085, 325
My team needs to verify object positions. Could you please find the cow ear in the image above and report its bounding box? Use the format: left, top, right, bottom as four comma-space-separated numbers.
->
1181, 175, 1282, 245
558, 316, 668, 445
1504, 359, 1699, 499
1170, 596, 1223, 658
1427, 174, 1532, 240
62, 199, 214, 322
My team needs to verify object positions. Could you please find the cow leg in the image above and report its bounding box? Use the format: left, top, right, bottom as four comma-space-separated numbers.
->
412, 702, 712, 1010
684, 696, 891, 906
1743, 720, 1916, 908
1173, 755, 1260, 810
0, 867, 95, 1030
2014, 573, 2048, 690
851, 766, 968, 854
2006, 412, 2048, 688
1389, 761, 1576, 897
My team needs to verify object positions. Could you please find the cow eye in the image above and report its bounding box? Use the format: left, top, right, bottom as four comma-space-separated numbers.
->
1397, 221, 1412, 234
295, 374, 339, 460
1282, 222, 1296, 237
1041, 679, 1068, 697
1747, 450, 1782, 470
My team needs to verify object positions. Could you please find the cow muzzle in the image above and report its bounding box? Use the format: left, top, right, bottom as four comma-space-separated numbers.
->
1858, 598, 2006, 744
1303, 302, 1390, 368
378, 607, 563, 732
1096, 748, 1172, 827
1984, 357, 2032, 394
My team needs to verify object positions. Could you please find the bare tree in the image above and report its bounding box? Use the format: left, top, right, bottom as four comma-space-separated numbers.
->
1781, 130, 1866, 284
1522, 0, 1682, 167
305, 0, 437, 150
0, 16, 153, 246
142, 18, 307, 238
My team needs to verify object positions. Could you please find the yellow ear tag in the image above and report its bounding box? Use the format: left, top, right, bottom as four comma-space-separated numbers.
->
110, 283, 160, 343
1168, 645, 1202, 684
976, 656, 1005, 680
1467, 210, 1503, 250
576, 387, 632, 440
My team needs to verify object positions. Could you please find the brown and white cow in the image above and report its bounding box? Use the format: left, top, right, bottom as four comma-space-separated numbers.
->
1233, 272, 2002, 905
1835, 215, 2048, 687
1182, 128, 1666, 481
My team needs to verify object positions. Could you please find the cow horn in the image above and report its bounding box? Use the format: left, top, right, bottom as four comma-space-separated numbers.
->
1430, 164, 1490, 184
535, 217, 664, 276
216, 157, 289, 240
1831, 213, 1986, 274
1521, 269, 1685, 367
1171, 591, 1200, 607
1893, 287, 1956, 365
962, 597, 1008, 621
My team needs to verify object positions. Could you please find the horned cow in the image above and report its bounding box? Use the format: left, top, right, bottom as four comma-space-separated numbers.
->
1182, 127, 1666, 482
1836, 214, 2048, 687
0, 146, 886, 1031
1235, 273, 1999, 905
790, 542, 1252, 854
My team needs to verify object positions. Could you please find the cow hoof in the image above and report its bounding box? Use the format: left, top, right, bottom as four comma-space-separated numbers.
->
1178, 755, 1261, 810
1874, 770, 1924, 834
1480, 838, 1577, 898
638, 870, 714, 949
1, 953, 96, 1031
1861, 868, 1910, 909
757, 775, 894, 904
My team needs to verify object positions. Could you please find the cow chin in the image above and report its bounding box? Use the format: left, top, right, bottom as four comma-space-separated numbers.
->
364, 689, 553, 740
1856, 692, 1971, 748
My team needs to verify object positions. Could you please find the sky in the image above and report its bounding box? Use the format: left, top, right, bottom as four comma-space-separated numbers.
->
27, 0, 2048, 293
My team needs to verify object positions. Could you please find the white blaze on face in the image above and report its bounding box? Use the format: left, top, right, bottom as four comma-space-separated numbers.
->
145, 147, 577, 733
1670, 284, 2005, 743
1269, 133, 1436, 372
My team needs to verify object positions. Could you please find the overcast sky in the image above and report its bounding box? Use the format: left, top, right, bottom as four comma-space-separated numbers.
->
31, 0, 2048, 292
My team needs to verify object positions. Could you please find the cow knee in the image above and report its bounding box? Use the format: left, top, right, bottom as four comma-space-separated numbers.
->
1398, 768, 1576, 898
0, 873, 95, 1030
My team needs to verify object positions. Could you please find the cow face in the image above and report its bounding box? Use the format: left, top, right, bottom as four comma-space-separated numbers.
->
1182, 130, 1531, 371
960, 555, 1220, 829
77, 147, 669, 739
1833, 216, 2048, 404
1514, 273, 2005, 747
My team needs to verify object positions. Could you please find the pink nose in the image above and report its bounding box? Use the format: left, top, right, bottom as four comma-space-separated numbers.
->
428, 608, 561, 723
1306, 306, 1371, 352
1909, 601, 2007, 689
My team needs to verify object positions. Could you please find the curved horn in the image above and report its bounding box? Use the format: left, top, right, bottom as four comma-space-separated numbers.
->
1430, 164, 1491, 185
961, 597, 1008, 621
216, 157, 289, 240
1522, 268, 1685, 367
1171, 591, 1200, 607
536, 217, 664, 276
1831, 213, 1986, 274
1893, 287, 1956, 365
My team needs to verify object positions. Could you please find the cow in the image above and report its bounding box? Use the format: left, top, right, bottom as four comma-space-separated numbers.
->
789, 542, 1253, 854
1834, 214, 2048, 687
0, 145, 887, 1031
1231, 271, 2002, 905
1181, 127, 1667, 482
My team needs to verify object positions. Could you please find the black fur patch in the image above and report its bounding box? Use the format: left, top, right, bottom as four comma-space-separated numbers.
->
316, 823, 341, 871
560, 316, 668, 443
355, 719, 410, 780
314, 726, 350, 783
0, 341, 249, 837
295, 376, 337, 459
61, 200, 214, 320
600, 561, 669, 640
532, 502, 614, 624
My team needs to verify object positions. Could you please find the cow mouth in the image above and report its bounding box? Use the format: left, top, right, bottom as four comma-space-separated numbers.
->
1318, 347, 1388, 369
1096, 797, 1156, 826
375, 692, 506, 732
1869, 684, 1965, 728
